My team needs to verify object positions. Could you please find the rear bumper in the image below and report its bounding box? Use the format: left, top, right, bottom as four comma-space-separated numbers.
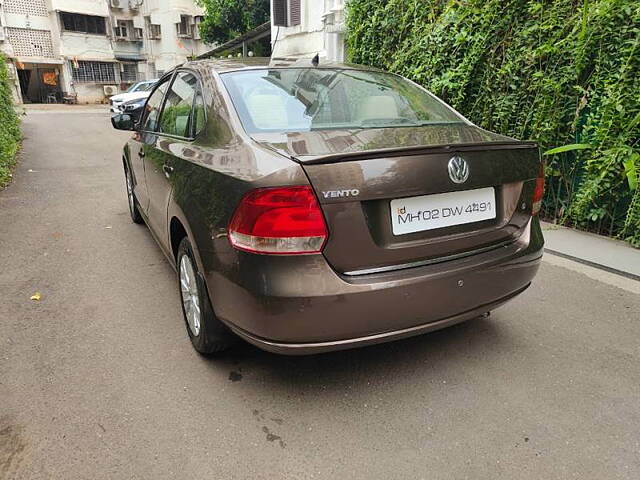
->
228, 283, 529, 355
207, 218, 544, 354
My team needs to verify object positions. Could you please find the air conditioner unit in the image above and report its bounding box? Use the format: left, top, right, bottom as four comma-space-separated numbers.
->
103, 85, 118, 96
110, 0, 122, 8
129, 0, 142, 9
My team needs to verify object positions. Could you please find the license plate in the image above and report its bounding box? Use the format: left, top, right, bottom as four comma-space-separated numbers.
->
390, 187, 496, 235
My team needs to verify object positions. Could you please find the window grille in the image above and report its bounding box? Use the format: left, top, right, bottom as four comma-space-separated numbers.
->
4, 0, 48, 17
120, 63, 138, 83
145, 17, 162, 39
60, 12, 106, 35
149, 24, 162, 38
176, 15, 192, 37
6, 27, 55, 57
72, 61, 116, 83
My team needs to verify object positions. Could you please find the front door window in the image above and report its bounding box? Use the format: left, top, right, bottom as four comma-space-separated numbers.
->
141, 77, 171, 132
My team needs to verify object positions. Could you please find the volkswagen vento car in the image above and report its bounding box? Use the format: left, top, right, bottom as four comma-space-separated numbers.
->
111, 58, 544, 355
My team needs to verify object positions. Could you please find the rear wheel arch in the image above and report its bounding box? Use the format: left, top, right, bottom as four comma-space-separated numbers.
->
167, 204, 208, 273
170, 216, 188, 261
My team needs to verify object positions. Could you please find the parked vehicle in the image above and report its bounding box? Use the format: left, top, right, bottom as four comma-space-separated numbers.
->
111, 58, 544, 355
109, 79, 158, 112
118, 97, 147, 124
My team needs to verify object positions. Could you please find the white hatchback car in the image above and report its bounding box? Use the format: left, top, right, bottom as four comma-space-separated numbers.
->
109, 79, 158, 112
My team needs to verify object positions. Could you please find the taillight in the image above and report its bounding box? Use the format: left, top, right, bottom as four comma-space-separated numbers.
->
228, 186, 328, 255
532, 163, 545, 216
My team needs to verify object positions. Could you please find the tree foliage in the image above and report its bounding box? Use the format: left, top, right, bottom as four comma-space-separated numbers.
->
347, 0, 640, 246
196, 0, 270, 45
0, 55, 20, 188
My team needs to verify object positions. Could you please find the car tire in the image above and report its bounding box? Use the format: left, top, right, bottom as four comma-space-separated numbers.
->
177, 237, 234, 354
124, 165, 144, 224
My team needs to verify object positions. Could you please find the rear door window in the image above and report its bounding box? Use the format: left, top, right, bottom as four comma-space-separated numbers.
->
158, 72, 199, 138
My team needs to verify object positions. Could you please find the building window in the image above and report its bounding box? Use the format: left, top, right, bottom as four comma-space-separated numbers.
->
290, 0, 301, 26
60, 12, 106, 35
114, 20, 131, 39
145, 16, 161, 39
134, 28, 143, 40
193, 16, 204, 40
120, 63, 138, 83
72, 61, 116, 83
273, 0, 301, 27
176, 15, 192, 37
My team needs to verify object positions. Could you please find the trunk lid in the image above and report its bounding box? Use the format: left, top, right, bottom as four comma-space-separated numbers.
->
253, 125, 541, 275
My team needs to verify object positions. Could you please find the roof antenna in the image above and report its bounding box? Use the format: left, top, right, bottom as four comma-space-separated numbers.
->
311, 53, 319, 67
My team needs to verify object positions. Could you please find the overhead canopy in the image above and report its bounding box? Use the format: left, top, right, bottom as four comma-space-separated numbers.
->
197, 21, 271, 59
114, 54, 146, 62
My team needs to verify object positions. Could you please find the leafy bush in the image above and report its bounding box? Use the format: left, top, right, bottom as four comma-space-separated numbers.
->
196, 0, 270, 45
347, 0, 640, 246
0, 54, 20, 188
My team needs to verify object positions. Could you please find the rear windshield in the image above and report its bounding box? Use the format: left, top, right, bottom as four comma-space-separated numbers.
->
220, 68, 465, 133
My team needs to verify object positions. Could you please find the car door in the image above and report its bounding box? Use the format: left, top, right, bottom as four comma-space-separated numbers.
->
144, 70, 202, 253
129, 74, 172, 214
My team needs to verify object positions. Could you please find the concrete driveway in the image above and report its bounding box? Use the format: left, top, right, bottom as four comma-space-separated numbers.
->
1, 107, 639, 479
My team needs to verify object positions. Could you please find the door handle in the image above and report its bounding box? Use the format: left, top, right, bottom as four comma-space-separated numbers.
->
162, 165, 174, 177
138, 150, 145, 157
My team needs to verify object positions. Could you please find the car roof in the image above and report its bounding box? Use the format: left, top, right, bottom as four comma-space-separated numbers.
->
182, 57, 385, 75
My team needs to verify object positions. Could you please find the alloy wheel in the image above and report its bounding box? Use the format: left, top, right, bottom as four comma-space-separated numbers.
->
179, 254, 201, 337
125, 169, 135, 214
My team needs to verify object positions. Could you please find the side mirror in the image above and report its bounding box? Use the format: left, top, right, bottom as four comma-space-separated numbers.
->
111, 113, 135, 131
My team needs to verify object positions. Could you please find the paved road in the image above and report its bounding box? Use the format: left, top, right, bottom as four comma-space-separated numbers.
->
1, 109, 639, 480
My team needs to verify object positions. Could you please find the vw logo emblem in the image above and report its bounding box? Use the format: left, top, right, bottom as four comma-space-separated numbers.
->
448, 155, 469, 184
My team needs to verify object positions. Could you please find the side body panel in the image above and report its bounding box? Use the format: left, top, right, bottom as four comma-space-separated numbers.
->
162, 64, 308, 277
126, 137, 149, 213
143, 134, 176, 253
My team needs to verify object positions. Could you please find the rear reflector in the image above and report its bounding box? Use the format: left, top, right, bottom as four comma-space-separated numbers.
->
532, 163, 545, 216
228, 186, 328, 254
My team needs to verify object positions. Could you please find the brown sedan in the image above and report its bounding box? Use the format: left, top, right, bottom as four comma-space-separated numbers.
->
111, 58, 544, 355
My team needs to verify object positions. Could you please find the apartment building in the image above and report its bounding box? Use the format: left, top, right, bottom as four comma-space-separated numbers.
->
0, 0, 210, 104
271, 0, 346, 62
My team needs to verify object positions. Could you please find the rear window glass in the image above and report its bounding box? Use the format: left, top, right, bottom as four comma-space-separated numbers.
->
220, 68, 464, 133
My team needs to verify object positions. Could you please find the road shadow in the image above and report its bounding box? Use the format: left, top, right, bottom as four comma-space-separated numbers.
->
204, 314, 512, 394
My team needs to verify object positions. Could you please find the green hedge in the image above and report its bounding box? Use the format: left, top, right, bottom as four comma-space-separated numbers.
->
346, 0, 640, 246
0, 54, 20, 188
